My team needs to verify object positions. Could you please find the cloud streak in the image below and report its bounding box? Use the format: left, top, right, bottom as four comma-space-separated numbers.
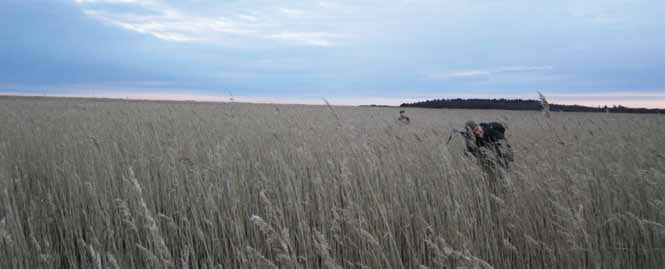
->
269, 32, 341, 47
428, 66, 554, 80
76, 0, 343, 47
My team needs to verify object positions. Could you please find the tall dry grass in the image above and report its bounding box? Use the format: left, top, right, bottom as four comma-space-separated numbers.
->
1, 96, 664, 268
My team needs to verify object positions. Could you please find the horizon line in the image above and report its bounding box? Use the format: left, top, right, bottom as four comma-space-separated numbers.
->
2, 91, 665, 109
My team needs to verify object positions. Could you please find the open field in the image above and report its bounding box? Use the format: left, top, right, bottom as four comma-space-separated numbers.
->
1, 96, 665, 268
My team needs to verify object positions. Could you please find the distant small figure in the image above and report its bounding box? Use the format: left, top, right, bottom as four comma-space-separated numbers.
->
462, 121, 514, 193
398, 110, 410, 124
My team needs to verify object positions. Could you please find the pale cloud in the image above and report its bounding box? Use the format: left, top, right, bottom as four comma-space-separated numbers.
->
564, 0, 665, 24
76, 0, 142, 3
269, 32, 341, 47
237, 14, 259, 22
279, 8, 304, 17
428, 66, 554, 80
81, 6, 259, 44
566, 0, 622, 23
76, 0, 653, 48
75, 0, 343, 47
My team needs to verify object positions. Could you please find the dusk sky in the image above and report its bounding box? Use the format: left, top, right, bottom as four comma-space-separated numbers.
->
2, 0, 665, 107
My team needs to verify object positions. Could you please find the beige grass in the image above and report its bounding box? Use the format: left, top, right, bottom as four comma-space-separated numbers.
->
1, 96, 664, 268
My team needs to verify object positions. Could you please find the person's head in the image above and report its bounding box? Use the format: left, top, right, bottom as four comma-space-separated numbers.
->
399, 110, 405, 114
465, 121, 484, 138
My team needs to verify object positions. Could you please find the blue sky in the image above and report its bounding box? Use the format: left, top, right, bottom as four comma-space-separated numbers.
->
1, 0, 665, 107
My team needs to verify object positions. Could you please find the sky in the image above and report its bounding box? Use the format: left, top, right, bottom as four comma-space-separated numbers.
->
1, 0, 665, 107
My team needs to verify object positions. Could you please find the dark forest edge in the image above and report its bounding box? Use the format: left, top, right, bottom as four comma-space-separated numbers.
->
400, 98, 665, 114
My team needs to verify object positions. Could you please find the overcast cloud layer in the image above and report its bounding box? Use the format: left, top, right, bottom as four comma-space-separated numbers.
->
2, 0, 665, 106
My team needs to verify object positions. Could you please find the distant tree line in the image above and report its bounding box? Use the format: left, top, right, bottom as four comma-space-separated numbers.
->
400, 98, 665, 114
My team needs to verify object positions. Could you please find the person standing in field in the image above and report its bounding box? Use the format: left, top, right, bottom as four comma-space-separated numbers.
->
398, 110, 410, 124
462, 121, 514, 193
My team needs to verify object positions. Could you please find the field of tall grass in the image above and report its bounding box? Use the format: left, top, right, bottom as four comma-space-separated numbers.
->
1, 96, 664, 268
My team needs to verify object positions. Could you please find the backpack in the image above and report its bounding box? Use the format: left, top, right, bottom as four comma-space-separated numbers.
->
480, 122, 506, 141
481, 122, 513, 164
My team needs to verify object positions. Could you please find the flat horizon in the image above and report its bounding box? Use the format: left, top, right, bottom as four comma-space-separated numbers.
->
2, 91, 664, 109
